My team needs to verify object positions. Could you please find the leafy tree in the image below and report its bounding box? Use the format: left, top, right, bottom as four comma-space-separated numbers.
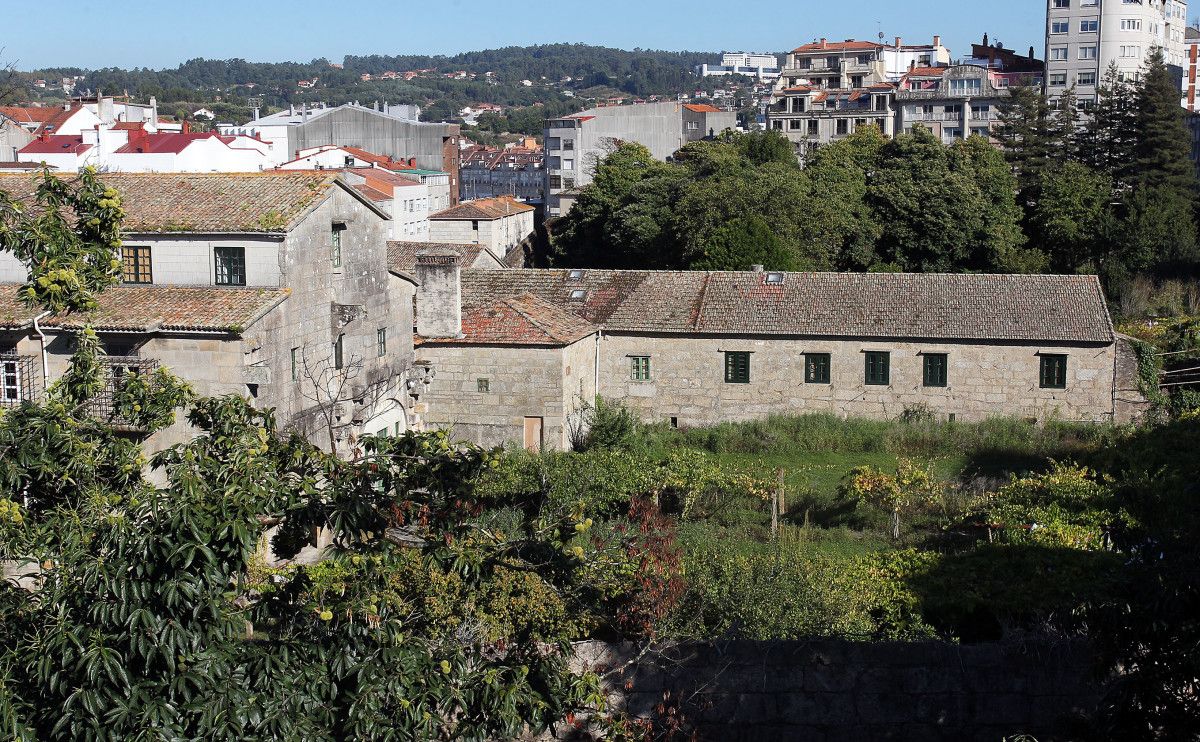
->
689, 214, 796, 272
0, 171, 611, 740
1030, 161, 1114, 273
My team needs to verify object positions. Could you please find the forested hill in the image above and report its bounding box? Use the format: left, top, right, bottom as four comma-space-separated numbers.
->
31, 44, 721, 105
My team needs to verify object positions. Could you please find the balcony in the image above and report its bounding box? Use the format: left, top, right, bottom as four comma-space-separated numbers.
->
0, 353, 41, 406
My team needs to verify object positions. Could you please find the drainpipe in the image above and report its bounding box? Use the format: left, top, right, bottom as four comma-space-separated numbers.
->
32, 311, 50, 390
593, 328, 602, 401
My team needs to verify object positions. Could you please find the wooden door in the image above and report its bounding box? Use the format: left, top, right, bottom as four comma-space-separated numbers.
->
523, 416, 543, 452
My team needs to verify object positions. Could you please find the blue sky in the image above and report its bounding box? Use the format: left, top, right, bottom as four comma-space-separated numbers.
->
7, 0, 1047, 71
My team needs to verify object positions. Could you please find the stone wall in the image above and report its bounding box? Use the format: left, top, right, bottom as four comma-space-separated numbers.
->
572, 639, 1103, 742
418, 342, 579, 450
598, 333, 1123, 426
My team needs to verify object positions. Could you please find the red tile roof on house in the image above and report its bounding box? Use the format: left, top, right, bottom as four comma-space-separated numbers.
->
343, 167, 422, 188
454, 270, 1116, 344
113, 131, 230, 154
32, 105, 86, 135
0, 106, 62, 126
430, 196, 534, 221
683, 104, 722, 113
19, 135, 92, 155
0, 283, 289, 333
792, 40, 882, 53
452, 292, 597, 346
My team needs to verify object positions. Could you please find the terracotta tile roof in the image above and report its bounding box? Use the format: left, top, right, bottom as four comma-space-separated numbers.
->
343, 167, 422, 188
0, 106, 62, 126
0, 171, 340, 233
0, 284, 288, 333
683, 104, 722, 113
453, 292, 597, 346
430, 196, 534, 221
906, 66, 949, 77
793, 40, 882, 53
458, 270, 1115, 344
388, 241, 501, 272
353, 183, 391, 202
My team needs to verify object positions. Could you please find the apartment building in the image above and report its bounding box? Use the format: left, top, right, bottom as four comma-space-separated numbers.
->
542, 102, 736, 216
766, 36, 952, 156
459, 143, 544, 202
696, 52, 783, 81
896, 65, 1014, 142
1044, 0, 1188, 106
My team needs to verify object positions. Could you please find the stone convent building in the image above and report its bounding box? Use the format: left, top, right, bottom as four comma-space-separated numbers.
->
0, 171, 420, 456
404, 253, 1144, 451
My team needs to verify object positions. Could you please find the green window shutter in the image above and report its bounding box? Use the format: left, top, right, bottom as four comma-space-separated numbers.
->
724, 351, 750, 383
805, 353, 830, 384
922, 353, 947, 387
865, 351, 890, 385
1040, 354, 1067, 388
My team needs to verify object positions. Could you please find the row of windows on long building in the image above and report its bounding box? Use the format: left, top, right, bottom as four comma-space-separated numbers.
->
625, 351, 1070, 389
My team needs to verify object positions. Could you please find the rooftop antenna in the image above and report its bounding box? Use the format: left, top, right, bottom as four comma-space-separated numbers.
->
248, 96, 263, 121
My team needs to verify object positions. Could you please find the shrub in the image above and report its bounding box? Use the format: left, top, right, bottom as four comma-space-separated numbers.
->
974, 462, 1120, 551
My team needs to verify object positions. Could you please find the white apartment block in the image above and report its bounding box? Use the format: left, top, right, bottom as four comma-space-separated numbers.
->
696, 52, 783, 80
1045, 0, 1188, 105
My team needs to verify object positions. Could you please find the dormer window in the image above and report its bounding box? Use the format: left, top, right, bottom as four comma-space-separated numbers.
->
765, 272, 785, 284
569, 289, 587, 300
568, 269, 584, 280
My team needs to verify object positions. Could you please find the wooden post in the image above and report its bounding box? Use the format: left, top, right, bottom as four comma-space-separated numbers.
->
777, 468, 786, 516
771, 468, 783, 539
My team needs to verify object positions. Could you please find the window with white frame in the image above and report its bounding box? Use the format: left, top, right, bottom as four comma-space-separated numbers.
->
1050, 46, 1069, 61
1049, 72, 1068, 86
1120, 45, 1142, 58
1079, 18, 1098, 32
1051, 20, 1069, 33
1078, 71, 1097, 85
1121, 18, 1142, 30
1079, 46, 1098, 59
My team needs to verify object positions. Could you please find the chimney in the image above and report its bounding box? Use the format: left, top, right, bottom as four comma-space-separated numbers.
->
409, 157, 416, 167
819, 38, 827, 49
182, 121, 191, 134
895, 36, 902, 49
290, 104, 296, 116
1029, 45, 1036, 59
751, 264, 764, 273
147, 96, 158, 133
933, 35, 941, 48
415, 248, 462, 338
983, 33, 989, 47
98, 96, 115, 126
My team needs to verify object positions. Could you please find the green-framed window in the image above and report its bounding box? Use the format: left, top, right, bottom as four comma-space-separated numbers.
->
214, 246, 246, 286
1040, 354, 1067, 389
630, 356, 651, 381
865, 351, 890, 385
922, 353, 947, 387
376, 328, 387, 357
334, 334, 345, 370
724, 351, 750, 384
290, 347, 299, 382
804, 353, 830, 384
331, 223, 345, 268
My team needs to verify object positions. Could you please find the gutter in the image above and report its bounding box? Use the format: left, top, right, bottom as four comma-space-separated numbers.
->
32, 311, 50, 390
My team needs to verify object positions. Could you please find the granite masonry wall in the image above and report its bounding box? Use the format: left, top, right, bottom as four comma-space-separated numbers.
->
570, 639, 1104, 742
598, 333, 1123, 426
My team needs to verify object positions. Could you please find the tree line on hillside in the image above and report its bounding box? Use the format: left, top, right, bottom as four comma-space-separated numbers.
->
23, 44, 719, 121
550, 49, 1198, 298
